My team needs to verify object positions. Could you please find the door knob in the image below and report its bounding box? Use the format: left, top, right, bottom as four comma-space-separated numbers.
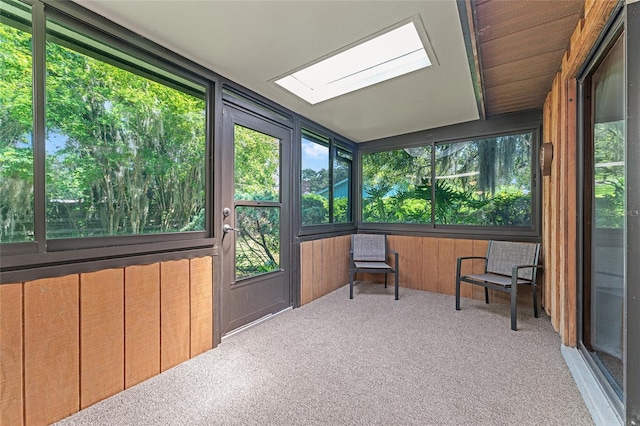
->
223, 224, 239, 234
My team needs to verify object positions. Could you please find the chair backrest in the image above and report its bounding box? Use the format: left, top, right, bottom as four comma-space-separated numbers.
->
352, 234, 386, 262
486, 240, 540, 281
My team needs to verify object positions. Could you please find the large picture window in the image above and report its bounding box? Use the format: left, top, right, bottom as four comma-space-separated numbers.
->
45, 19, 206, 239
1, 1, 209, 261
301, 129, 352, 227
362, 131, 534, 228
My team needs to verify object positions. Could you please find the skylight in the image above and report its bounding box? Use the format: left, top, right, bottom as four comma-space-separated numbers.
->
274, 20, 432, 105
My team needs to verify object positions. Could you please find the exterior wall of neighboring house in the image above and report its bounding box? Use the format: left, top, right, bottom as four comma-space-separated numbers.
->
315, 178, 350, 199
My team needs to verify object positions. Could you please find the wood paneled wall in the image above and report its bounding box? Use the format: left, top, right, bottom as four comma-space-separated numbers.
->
300, 235, 533, 307
0, 256, 214, 426
300, 235, 351, 305
542, 0, 618, 346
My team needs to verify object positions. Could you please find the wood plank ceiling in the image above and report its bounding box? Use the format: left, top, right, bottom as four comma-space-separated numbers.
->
472, 0, 584, 117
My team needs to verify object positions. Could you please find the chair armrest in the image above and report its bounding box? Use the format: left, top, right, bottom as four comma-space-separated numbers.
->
512, 264, 544, 270
510, 264, 544, 283
456, 256, 487, 279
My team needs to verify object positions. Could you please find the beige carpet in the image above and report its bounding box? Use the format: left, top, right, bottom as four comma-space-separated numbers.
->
56, 283, 592, 425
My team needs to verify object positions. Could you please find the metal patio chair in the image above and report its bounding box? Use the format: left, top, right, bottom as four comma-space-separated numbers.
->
349, 234, 399, 300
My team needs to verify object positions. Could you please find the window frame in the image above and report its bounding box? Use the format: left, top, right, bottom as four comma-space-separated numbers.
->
1, 0, 216, 278
357, 110, 542, 242
298, 122, 356, 237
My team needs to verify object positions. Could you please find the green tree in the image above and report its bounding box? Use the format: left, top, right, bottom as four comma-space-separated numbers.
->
43, 36, 206, 237
234, 125, 279, 201
594, 121, 625, 228
0, 22, 34, 242
301, 193, 328, 225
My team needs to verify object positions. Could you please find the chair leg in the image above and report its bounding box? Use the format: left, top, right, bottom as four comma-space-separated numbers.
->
384, 273, 388, 288
394, 271, 399, 300
511, 285, 518, 331
532, 285, 538, 318
485, 287, 489, 304
455, 279, 461, 310
349, 269, 354, 299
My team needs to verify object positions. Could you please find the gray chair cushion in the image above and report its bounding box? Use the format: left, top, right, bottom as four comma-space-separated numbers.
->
353, 234, 386, 261
486, 241, 538, 280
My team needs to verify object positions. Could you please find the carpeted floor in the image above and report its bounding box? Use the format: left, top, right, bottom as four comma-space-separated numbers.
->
56, 283, 593, 425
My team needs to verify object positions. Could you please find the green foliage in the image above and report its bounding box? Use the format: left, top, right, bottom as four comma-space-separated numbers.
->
302, 168, 329, 194
594, 121, 625, 229
235, 206, 280, 278
595, 177, 625, 228
234, 125, 279, 201
0, 21, 208, 240
0, 22, 34, 242
333, 196, 349, 223
301, 193, 328, 225
233, 126, 282, 277
362, 148, 431, 223
362, 136, 533, 227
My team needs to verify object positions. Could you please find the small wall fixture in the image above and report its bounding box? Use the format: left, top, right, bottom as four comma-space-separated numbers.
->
540, 142, 553, 176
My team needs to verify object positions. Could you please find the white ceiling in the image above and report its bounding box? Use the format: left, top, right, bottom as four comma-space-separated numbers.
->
72, 0, 480, 143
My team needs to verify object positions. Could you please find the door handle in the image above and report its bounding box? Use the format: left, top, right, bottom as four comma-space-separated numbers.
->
223, 224, 239, 234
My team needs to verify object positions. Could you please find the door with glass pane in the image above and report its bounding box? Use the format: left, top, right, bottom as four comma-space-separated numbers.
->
582, 32, 625, 400
220, 106, 291, 335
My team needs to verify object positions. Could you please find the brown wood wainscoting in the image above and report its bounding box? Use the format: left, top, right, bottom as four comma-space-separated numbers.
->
0, 256, 213, 426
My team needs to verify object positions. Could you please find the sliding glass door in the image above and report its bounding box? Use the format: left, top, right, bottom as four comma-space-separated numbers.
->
581, 27, 625, 405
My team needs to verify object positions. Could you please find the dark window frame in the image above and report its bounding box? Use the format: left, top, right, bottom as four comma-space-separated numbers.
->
298, 122, 356, 238
357, 110, 542, 242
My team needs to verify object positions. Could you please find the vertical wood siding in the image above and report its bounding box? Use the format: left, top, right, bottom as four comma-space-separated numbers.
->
24, 276, 80, 425
299, 235, 350, 305
124, 264, 161, 388
0, 256, 213, 425
80, 269, 125, 409
160, 260, 191, 372
1, 283, 24, 426
190, 256, 214, 357
542, 0, 618, 346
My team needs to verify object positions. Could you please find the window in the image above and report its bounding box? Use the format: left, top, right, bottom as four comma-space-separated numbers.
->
301, 129, 352, 227
362, 131, 534, 228
0, 0, 34, 243
45, 18, 206, 239
362, 147, 432, 223
1, 1, 209, 260
333, 148, 352, 223
435, 134, 532, 226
